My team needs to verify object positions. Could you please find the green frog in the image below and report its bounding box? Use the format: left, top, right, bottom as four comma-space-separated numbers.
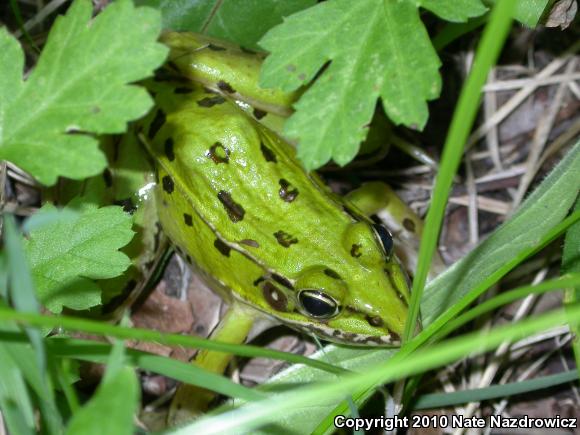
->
137, 32, 443, 424
62, 32, 442, 424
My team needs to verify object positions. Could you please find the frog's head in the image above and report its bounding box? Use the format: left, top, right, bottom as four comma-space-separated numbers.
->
278, 221, 411, 346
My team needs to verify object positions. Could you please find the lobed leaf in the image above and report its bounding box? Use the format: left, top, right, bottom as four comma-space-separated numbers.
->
0, 0, 168, 185
24, 203, 134, 313
259, 1, 435, 168
259, 0, 486, 169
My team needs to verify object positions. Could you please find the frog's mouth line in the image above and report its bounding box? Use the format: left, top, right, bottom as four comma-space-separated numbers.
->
277, 317, 400, 347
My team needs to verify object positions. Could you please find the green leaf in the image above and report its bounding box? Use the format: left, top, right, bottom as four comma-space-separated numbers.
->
65, 366, 139, 435
24, 203, 134, 313
259, 0, 446, 169
0, 0, 168, 186
485, 0, 552, 27
416, 0, 488, 22
135, 0, 316, 50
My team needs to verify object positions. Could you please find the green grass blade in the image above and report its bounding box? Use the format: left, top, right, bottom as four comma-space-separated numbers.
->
0, 306, 342, 375
47, 338, 264, 402
414, 369, 578, 409
0, 341, 36, 435
403, 0, 516, 342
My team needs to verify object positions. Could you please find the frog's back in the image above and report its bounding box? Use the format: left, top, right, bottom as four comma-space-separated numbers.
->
145, 81, 355, 282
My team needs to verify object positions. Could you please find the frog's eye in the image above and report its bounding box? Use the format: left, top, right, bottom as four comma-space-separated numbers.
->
372, 223, 394, 259
298, 290, 340, 319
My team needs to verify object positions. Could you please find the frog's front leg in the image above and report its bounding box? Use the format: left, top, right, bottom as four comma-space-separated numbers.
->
168, 301, 255, 425
345, 182, 446, 280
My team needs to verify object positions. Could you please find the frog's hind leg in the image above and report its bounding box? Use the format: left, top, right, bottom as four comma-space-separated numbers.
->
345, 182, 446, 280
168, 301, 255, 425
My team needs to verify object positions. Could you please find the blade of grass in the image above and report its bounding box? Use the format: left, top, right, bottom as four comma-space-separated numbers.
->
3, 215, 44, 371
403, 0, 516, 343
414, 369, 578, 409
0, 341, 36, 435
46, 337, 264, 402
0, 307, 343, 375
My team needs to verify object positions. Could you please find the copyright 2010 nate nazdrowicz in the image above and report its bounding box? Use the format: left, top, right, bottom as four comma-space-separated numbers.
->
333, 414, 578, 431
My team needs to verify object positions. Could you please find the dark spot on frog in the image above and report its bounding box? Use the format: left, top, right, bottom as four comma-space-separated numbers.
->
403, 218, 416, 233
286, 64, 296, 72
207, 142, 230, 164
113, 198, 137, 215
253, 108, 267, 120
214, 238, 231, 257
102, 168, 113, 188
240, 46, 257, 55
217, 81, 236, 94
186, 254, 192, 264
240, 239, 260, 248
183, 213, 193, 227
148, 109, 166, 139
323, 268, 341, 280
164, 137, 175, 161
260, 142, 277, 163
261, 282, 288, 312
350, 243, 362, 258
274, 230, 298, 247
253, 276, 265, 287
92, 106, 100, 114
197, 96, 226, 107
207, 43, 226, 51
217, 190, 245, 222
298, 73, 306, 81
271, 273, 294, 290
174, 87, 194, 94
366, 315, 384, 327
162, 175, 174, 194
279, 179, 299, 202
